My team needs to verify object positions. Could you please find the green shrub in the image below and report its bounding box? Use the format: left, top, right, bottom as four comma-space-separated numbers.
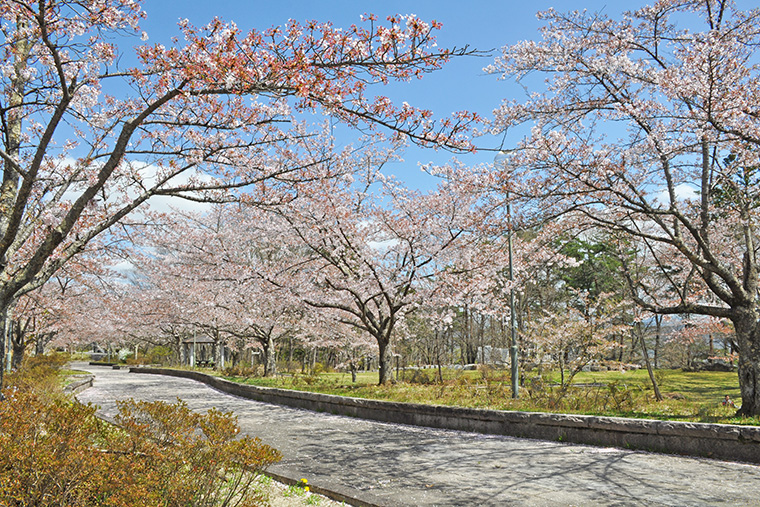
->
145, 345, 173, 365
0, 389, 107, 505
654, 369, 668, 389
7, 352, 69, 394
222, 362, 261, 378
312, 362, 331, 374
112, 398, 281, 507
406, 368, 436, 385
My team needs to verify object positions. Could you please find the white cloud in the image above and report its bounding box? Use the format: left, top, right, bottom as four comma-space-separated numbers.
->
367, 238, 399, 250
654, 183, 698, 207
108, 259, 135, 274
146, 194, 213, 215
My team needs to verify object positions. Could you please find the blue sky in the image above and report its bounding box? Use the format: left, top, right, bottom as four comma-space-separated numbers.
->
133, 0, 614, 189
134, 1, 748, 190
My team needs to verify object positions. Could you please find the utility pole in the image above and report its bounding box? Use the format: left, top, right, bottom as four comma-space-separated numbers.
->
495, 151, 518, 398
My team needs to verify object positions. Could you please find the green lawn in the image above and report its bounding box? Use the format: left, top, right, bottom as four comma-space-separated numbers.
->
218, 366, 757, 425
581, 369, 740, 401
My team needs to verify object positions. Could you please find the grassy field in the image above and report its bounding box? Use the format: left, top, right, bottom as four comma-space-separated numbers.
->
219, 366, 758, 426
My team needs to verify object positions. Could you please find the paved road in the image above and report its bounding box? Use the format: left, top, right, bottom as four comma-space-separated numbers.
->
75, 364, 760, 506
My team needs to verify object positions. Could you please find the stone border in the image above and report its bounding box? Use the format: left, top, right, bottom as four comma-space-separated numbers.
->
130, 367, 760, 464
265, 468, 385, 507
64, 374, 94, 395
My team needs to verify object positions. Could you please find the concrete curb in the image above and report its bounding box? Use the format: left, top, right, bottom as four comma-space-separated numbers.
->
130, 367, 760, 464
64, 374, 94, 395
265, 468, 385, 507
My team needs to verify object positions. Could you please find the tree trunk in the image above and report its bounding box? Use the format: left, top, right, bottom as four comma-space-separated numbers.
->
733, 307, 760, 416
11, 329, 23, 370
0, 26, 28, 394
639, 328, 663, 402
173, 334, 184, 365
262, 334, 277, 377
0, 305, 7, 394
349, 359, 357, 382
435, 329, 443, 383
213, 333, 225, 370
35, 335, 45, 356
378, 337, 393, 385
287, 335, 293, 372
9, 317, 28, 370
476, 315, 485, 364
179, 338, 187, 366
654, 315, 662, 369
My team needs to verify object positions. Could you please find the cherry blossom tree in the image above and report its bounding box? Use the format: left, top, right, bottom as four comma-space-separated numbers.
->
52, 286, 130, 357
119, 202, 306, 373
8, 283, 63, 367
523, 290, 626, 396
7, 240, 124, 364
274, 158, 488, 384
100, 280, 196, 364
426, 228, 512, 366
0, 0, 480, 388
489, 0, 760, 414
185, 207, 305, 375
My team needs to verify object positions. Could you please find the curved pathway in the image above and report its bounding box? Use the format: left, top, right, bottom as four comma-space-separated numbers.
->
75, 364, 760, 506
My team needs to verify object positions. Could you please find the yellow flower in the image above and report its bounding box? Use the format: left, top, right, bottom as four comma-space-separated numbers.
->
305, 486, 310, 492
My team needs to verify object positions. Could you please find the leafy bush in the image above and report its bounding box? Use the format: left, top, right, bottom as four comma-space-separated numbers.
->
312, 362, 333, 374
7, 352, 69, 394
0, 355, 281, 507
520, 375, 644, 414
406, 368, 436, 385
222, 363, 261, 378
0, 388, 108, 506
111, 398, 281, 507
144, 345, 174, 365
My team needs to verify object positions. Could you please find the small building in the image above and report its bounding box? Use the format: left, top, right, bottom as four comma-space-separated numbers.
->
182, 335, 216, 367
89, 342, 115, 362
